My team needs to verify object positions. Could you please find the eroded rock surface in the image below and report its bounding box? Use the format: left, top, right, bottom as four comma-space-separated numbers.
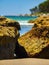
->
18, 15, 49, 58
0, 16, 20, 59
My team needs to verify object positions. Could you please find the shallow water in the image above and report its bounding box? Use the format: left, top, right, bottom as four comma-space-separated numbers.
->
19, 25, 33, 36
5, 16, 36, 35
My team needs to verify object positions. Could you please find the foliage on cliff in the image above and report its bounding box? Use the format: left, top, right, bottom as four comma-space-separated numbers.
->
30, 0, 49, 14
39, 0, 49, 13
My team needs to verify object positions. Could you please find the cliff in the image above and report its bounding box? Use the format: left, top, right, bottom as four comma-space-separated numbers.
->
18, 15, 49, 58
0, 16, 20, 59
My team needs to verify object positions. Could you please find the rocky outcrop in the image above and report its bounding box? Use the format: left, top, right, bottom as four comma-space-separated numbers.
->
0, 16, 20, 59
18, 15, 49, 58
28, 20, 35, 23
28, 15, 49, 26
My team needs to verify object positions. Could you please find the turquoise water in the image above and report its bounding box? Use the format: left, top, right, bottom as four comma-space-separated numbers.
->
5, 16, 37, 35
5, 16, 37, 23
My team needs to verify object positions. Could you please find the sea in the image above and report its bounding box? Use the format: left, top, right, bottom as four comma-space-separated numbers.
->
5, 16, 37, 36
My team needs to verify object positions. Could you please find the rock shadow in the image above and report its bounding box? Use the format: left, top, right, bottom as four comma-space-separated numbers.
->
32, 45, 49, 59
14, 41, 28, 58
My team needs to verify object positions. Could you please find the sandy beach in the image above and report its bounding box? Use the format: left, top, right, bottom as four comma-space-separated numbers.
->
0, 58, 49, 65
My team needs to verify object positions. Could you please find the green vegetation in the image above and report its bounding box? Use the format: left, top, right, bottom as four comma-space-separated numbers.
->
30, 0, 49, 14
39, 0, 49, 13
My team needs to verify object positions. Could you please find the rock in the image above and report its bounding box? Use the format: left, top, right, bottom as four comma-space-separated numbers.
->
0, 17, 6, 22
0, 17, 21, 30
14, 41, 28, 58
0, 16, 20, 59
29, 16, 49, 27
18, 15, 49, 58
28, 20, 35, 23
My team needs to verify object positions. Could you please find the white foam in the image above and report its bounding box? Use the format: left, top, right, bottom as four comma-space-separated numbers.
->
20, 23, 34, 25
18, 20, 28, 23
18, 20, 34, 25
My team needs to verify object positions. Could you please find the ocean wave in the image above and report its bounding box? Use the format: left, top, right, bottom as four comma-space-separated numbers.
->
20, 23, 34, 25
18, 20, 34, 25
18, 20, 28, 23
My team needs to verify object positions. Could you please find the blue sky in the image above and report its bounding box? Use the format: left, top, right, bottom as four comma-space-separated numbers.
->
0, 0, 45, 15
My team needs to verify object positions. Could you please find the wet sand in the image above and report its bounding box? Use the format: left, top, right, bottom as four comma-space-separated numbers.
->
0, 58, 49, 65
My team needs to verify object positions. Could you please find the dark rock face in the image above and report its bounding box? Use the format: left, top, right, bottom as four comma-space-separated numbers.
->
0, 17, 6, 21
7, 22, 21, 30
33, 45, 49, 59
14, 41, 28, 58
0, 17, 20, 59
0, 36, 16, 59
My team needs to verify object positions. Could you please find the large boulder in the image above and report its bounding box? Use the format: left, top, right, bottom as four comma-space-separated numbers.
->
18, 15, 49, 58
0, 16, 20, 59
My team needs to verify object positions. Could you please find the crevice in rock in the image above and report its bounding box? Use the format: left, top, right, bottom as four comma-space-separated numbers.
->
14, 41, 28, 58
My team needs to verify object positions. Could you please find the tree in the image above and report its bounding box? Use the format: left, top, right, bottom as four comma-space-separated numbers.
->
39, 0, 49, 13
30, 6, 39, 14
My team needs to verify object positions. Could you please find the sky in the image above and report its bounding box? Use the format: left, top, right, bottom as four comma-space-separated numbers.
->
0, 0, 45, 15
